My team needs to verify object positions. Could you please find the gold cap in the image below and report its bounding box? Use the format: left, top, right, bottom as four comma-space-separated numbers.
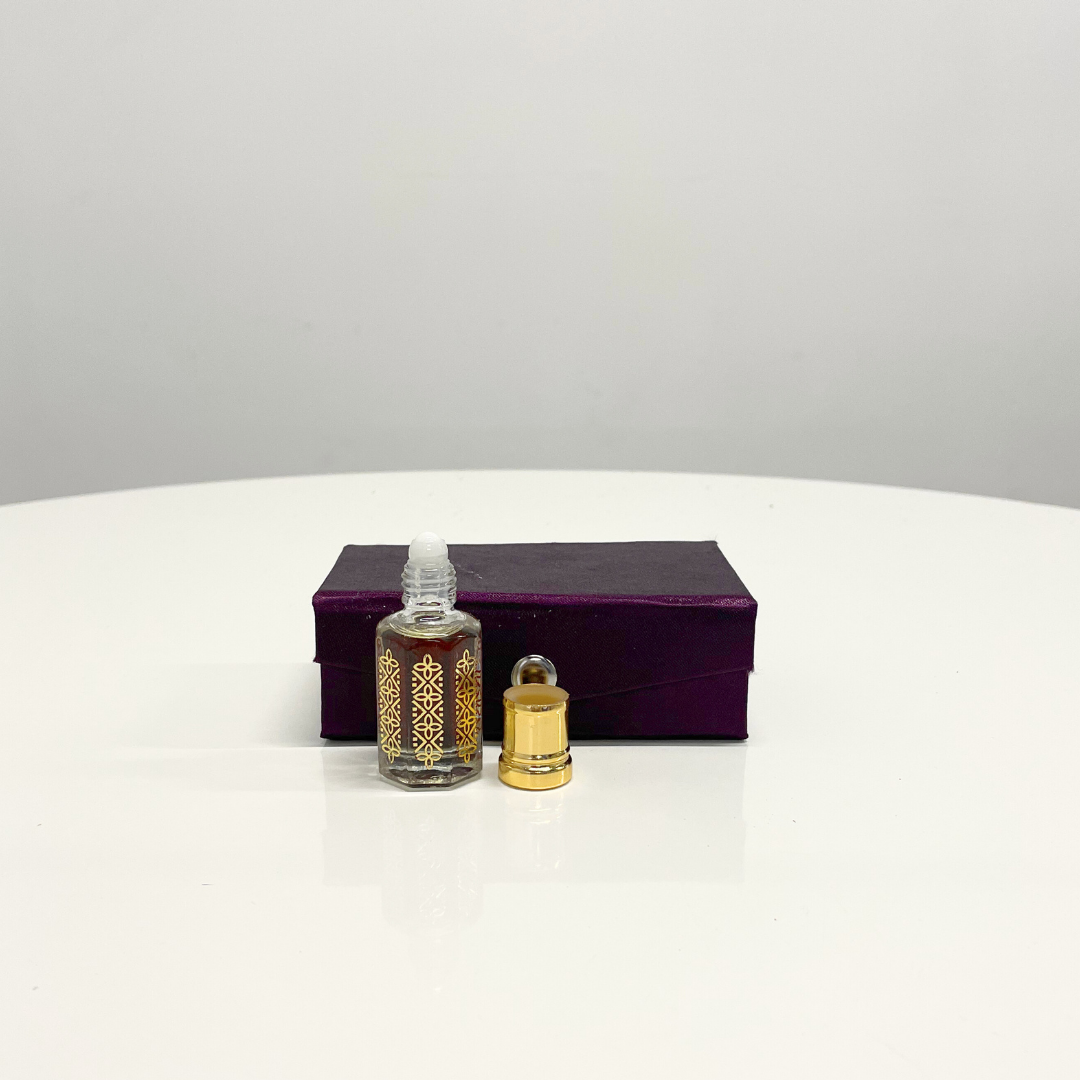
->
499, 665, 572, 791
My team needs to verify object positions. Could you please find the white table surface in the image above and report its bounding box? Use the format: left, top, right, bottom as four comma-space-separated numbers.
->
2, 471, 1078, 1079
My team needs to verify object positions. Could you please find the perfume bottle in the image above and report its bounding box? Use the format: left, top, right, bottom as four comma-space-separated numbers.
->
375, 533, 482, 788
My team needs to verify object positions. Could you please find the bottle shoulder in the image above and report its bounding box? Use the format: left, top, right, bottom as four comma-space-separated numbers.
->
377, 608, 481, 641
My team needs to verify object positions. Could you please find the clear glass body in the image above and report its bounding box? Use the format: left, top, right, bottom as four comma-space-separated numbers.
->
375, 606, 482, 788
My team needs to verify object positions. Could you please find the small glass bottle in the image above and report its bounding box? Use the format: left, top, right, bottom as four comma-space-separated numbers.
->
375, 532, 482, 788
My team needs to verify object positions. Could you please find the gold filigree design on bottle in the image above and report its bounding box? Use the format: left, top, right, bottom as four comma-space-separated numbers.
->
454, 648, 480, 762
410, 653, 445, 768
376, 647, 403, 762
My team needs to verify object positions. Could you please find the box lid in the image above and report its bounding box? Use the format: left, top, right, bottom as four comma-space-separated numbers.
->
314, 541, 756, 706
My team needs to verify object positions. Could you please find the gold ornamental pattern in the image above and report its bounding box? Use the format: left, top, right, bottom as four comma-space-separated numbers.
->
410, 653, 445, 767
454, 648, 480, 762
376, 647, 402, 762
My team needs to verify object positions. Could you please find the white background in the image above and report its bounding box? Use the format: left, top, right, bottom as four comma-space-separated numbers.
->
2, 1, 1078, 507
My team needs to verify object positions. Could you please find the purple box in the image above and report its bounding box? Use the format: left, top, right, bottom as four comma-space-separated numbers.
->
313, 541, 756, 741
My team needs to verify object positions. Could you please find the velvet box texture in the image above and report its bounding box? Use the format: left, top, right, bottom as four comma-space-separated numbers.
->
313, 541, 756, 741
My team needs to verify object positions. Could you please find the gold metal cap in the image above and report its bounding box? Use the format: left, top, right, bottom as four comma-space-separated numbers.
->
499, 659, 572, 790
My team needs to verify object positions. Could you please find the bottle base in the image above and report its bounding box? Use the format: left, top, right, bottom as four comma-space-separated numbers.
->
379, 761, 482, 789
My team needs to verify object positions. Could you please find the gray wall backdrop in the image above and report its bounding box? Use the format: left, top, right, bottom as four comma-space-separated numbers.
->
3, 2, 1078, 508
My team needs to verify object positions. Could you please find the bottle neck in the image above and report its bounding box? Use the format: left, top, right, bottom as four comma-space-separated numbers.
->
401, 560, 457, 616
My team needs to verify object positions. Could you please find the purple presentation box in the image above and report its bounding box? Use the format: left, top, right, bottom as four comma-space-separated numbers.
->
313, 541, 756, 741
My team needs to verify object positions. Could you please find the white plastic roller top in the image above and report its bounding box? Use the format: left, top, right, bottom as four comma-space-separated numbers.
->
408, 531, 449, 567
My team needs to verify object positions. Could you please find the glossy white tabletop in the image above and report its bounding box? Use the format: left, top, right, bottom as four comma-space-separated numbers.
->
2, 471, 1078, 1079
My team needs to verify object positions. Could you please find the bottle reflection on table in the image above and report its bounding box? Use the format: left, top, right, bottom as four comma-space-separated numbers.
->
320, 742, 747, 928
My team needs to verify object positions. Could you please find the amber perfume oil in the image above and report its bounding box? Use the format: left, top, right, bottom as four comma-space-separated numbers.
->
375, 533, 482, 788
